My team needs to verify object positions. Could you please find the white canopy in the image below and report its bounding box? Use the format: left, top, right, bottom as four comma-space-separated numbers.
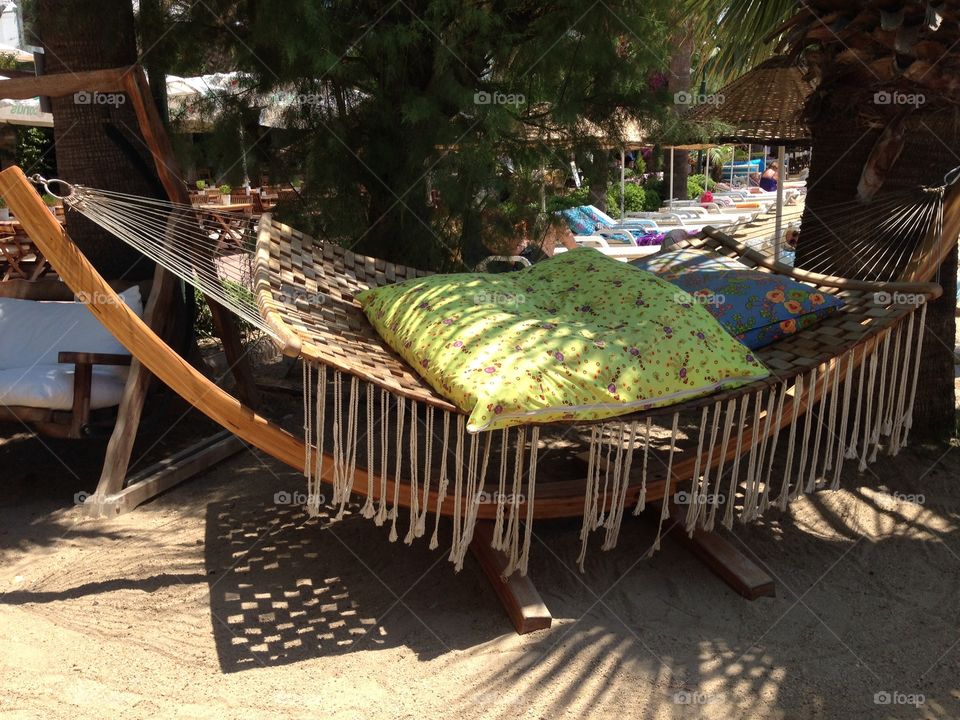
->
0, 72, 354, 131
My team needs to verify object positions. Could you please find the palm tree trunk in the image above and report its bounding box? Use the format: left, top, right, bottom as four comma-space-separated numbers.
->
35, 0, 160, 279
666, 22, 694, 201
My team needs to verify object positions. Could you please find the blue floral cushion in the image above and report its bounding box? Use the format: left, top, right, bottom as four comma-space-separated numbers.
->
631, 248, 844, 349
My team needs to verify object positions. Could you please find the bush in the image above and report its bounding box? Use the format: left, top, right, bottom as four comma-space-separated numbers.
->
546, 186, 590, 212
627, 155, 646, 176
605, 183, 646, 219
641, 187, 661, 211
687, 173, 715, 198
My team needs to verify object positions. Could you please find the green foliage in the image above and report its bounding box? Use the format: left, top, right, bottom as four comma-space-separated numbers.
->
156, 0, 674, 270
605, 184, 646, 219
193, 281, 255, 339
16, 127, 56, 178
218, 184, 232, 195
685, 0, 795, 87
41, 194, 58, 206
642, 187, 662, 211
196, 179, 207, 190
0, 196, 6, 209
546, 187, 590, 213
687, 173, 715, 198
627, 155, 646, 176
0, 52, 18, 70
708, 146, 733, 167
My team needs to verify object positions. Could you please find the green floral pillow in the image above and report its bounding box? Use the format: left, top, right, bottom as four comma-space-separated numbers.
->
356, 248, 769, 432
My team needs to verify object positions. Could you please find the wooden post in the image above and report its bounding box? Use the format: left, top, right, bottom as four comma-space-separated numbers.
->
774, 145, 786, 260
620, 147, 627, 220
469, 522, 552, 633
669, 147, 675, 205
89, 266, 177, 505
120, 68, 260, 408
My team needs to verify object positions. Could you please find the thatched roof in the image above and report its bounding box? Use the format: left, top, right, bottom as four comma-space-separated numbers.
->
684, 56, 812, 145
522, 109, 647, 149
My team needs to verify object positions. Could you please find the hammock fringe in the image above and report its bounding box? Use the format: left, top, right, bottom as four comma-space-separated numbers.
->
294, 305, 925, 575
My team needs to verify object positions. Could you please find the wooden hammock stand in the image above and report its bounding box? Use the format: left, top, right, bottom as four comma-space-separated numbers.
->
0, 67, 254, 517
1, 65, 957, 634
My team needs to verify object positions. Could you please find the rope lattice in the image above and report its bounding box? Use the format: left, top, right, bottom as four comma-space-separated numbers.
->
63, 186, 273, 337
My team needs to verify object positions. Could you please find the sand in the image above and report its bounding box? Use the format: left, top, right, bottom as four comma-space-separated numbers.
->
2, 396, 959, 720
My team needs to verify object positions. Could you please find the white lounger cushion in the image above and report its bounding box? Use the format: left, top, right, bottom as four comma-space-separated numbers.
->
0, 286, 142, 410
0, 364, 128, 410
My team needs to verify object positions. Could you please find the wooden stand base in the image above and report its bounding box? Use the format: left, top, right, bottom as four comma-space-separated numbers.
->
469, 521, 552, 634
667, 504, 775, 600
82, 430, 245, 518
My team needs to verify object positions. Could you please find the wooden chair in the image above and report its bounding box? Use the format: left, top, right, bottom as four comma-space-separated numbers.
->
1, 235, 50, 281
0, 281, 147, 439
0, 352, 132, 438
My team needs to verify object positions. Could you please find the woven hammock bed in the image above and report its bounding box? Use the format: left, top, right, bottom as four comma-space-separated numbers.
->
249, 212, 945, 572
0, 163, 953, 577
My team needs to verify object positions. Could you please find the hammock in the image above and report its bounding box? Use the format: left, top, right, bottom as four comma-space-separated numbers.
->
4, 166, 954, 575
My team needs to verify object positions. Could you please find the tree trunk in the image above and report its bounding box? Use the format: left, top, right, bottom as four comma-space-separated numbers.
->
666, 22, 694, 201
797, 106, 957, 442
579, 147, 609, 212
36, 0, 160, 279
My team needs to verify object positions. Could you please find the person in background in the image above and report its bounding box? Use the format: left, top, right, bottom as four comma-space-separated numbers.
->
748, 171, 762, 188
785, 226, 799, 249
760, 161, 779, 192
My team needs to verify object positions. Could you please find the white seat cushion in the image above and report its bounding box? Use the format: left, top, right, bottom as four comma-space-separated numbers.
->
0, 286, 142, 411
0, 364, 128, 411
0, 286, 142, 371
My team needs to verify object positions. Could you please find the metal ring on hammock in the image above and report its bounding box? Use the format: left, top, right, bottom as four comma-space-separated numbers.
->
29, 174, 79, 204
944, 165, 960, 187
